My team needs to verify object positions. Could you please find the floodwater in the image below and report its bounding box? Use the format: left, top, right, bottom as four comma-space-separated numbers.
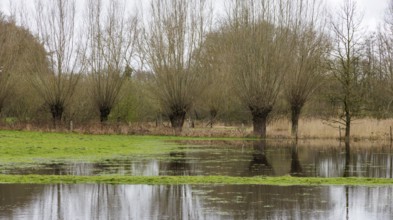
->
2, 140, 393, 219
0, 184, 392, 220
2, 140, 393, 178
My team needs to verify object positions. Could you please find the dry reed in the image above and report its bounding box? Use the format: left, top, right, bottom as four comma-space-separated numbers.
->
1, 118, 393, 141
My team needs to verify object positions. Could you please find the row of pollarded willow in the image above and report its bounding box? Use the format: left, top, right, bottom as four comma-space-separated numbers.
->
216, 0, 331, 138
11, 0, 138, 125
3, 0, 384, 142
142, 0, 331, 138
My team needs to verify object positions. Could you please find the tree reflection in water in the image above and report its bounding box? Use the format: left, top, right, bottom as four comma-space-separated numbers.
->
164, 152, 192, 176
1, 184, 393, 220
290, 141, 304, 177
249, 140, 275, 176
0, 184, 207, 220
343, 141, 351, 178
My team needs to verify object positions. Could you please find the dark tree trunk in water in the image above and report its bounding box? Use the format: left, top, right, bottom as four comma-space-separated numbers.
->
250, 106, 272, 138
169, 108, 187, 132
290, 141, 303, 177
291, 104, 303, 139
50, 103, 64, 127
343, 141, 351, 177
249, 140, 274, 176
345, 111, 351, 143
100, 107, 111, 122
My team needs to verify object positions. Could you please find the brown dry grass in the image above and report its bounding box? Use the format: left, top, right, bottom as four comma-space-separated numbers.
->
268, 118, 393, 141
2, 118, 393, 141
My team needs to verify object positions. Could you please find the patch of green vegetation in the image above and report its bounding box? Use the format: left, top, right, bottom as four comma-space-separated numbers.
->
0, 130, 253, 167
0, 175, 393, 186
0, 130, 187, 164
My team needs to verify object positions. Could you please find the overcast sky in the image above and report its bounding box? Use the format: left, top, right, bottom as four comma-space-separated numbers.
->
328, 0, 390, 30
0, 0, 390, 31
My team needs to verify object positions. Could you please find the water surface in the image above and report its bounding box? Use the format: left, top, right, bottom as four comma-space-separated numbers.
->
2, 140, 393, 178
0, 184, 392, 220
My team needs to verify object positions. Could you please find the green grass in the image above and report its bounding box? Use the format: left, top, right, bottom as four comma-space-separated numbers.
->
0, 130, 256, 164
0, 130, 192, 163
0, 175, 392, 186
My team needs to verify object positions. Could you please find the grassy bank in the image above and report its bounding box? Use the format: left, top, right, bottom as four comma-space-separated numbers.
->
0, 175, 393, 186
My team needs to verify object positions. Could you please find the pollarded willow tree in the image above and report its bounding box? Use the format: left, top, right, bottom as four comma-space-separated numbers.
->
283, 0, 331, 138
143, 0, 212, 132
84, 0, 139, 122
224, 0, 293, 138
26, 0, 83, 126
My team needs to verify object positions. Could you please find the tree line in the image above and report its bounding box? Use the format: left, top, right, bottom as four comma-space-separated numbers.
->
1, 0, 393, 141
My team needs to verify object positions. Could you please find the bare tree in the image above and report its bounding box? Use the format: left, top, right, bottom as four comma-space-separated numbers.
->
84, 0, 139, 122
376, 0, 393, 113
143, 0, 212, 132
26, 0, 83, 126
329, 0, 365, 142
224, 0, 293, 138
283, 0, 330, 138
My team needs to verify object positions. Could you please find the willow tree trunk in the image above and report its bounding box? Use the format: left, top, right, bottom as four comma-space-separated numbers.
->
250, 107, 272, 138
50, 103, 64, 127
290, 104, 303, 139
100, 107, 111, 123
169, 108, 187, 133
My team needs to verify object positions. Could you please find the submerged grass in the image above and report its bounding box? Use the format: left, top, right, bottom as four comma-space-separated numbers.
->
0, 175, 393, 186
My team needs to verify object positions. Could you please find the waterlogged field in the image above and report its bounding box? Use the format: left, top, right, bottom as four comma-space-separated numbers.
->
0, 130, 393, 219
0, 131, 393, 181
0, 130, 183, 163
